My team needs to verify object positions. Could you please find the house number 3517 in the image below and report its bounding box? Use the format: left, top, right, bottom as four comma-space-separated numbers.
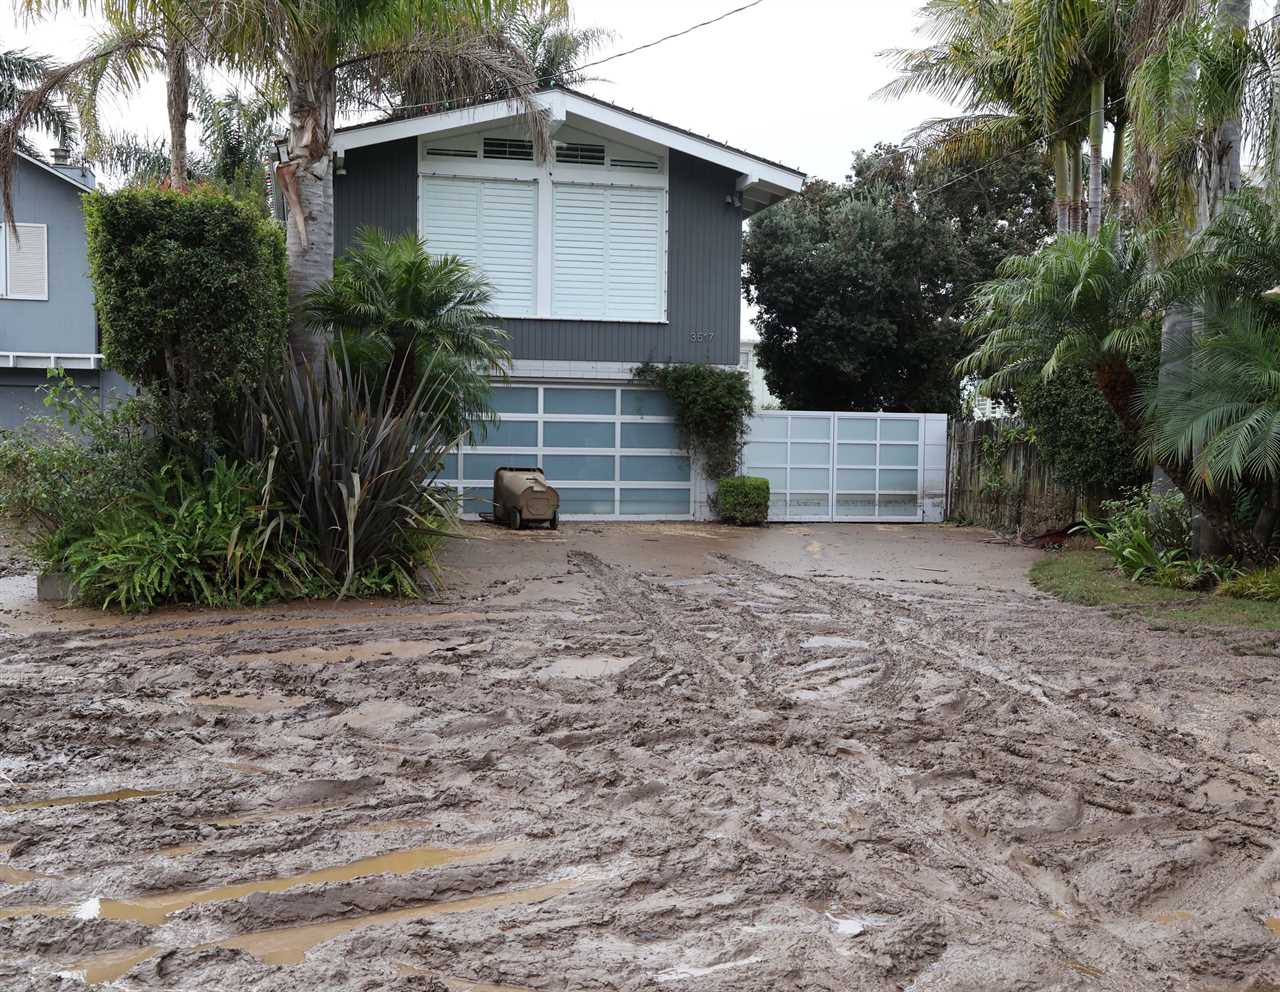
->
689, 331, 715, 343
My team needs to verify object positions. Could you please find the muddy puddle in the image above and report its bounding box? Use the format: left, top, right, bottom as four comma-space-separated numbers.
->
76, 844, 508, 927
63, 878, 575, 983
0, 787, 167, 813
536, 654, 639, 679
190, 692, 311, 712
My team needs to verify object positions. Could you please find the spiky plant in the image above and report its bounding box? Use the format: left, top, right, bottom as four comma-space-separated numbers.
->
0, 47, 76, 157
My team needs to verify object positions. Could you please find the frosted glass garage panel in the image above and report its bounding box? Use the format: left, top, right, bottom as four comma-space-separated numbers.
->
544, 387, 616, 415
620, 390, 674, 416
787, 492, 828, 516
879, 495, 919, 517
838, 468, 876, 491
752, 467, 786, 489
462, 487, 493, 514
621, 455, 690, 482
544, 421, 614, 449
622, 421, 680, 449
745, 441, 787, 465
790, 467, 830, 490
879, 444, 918, 467
748, 417, 787, 441
790, 418, 831, 440
462, 453, 521, 480
879, 469, 918, 491
559, 488, 615, 514
490, 387, 538, 414
472, 420, 537, 447
880, 419, 920, 442
620, 488, 691, 515
790, 442, 830, 464
543, 454, 615, 481
838, 444, 876, 466
838, 419, 876, 442
836, 493, 876, 517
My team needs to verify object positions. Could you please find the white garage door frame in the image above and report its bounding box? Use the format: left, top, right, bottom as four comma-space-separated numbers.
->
436, 382, 697, 521
743, 411, 948, 523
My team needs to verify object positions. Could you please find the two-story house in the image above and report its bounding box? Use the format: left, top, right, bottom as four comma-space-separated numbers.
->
327, 86, 804, 519
0, 151, 133, 427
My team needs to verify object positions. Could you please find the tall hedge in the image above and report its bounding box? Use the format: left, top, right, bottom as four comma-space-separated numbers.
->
84, 187, 287, 441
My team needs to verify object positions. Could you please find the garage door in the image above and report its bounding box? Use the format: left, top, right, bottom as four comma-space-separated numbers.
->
742, 412, 947, 522
437, 384, 693, 519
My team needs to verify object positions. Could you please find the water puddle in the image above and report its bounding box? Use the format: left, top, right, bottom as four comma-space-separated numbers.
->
223, 637, 472, 666
79, 844, 506, 927
656, 956, 763, 983
0, 903, 69, 920
1265, 916, 1280, 936
1152, 910, 1194, 924
190, 692, 311, 713
0, 863, 53, 883
0, 787, 168, 813
537, 655, 639, 679
64, 877, 574, 983
825, 911, 895, 937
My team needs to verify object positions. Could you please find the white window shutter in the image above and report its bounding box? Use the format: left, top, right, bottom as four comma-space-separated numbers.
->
552, 185, 607, 318
420, 177, 536, 316
605, 188, 663, 321
6, 224, 48, 300
552, 184, 663, 321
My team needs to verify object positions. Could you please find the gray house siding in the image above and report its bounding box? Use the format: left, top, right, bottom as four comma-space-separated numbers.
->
334, 144, 743, 368
1, 160, 96, 356
0, 368, 132, 430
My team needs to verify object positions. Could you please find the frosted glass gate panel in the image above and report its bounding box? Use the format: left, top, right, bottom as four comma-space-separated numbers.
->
743, 412, 947, 522
437, 384, 693, 520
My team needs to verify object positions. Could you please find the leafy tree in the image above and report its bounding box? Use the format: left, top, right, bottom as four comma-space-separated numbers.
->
305, 228, 509, 439
744, 143, 1052, 415
0, 47, 76, 157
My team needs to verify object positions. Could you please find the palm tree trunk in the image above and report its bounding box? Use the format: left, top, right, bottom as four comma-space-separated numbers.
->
164, 27, 190, 191
1087, 78, 1105, 237
1070, 144, 1084, 233
1053, 140, 1070, 234
279, 54, 336, 370
1109, 113, 1126, 208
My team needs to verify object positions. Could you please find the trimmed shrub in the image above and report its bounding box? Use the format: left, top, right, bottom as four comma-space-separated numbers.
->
1217, 567, 1280, 602
718, 476, 769, 526
83, 187, 287, 444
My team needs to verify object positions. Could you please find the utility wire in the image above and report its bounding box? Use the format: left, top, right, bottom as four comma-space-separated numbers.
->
389, 0, 769, 115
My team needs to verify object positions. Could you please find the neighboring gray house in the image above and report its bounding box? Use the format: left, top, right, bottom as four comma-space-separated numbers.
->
0, 152, 125, 428
329, 86, 805, 518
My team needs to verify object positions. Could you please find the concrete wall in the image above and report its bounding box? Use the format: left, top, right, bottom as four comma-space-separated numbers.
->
334, 144, 743, 367
1, 160, 96, 355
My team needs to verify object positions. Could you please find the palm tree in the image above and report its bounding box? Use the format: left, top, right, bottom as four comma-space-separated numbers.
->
504, 6, 611, 88
305, 227, 510, 438
209, 0, 555, 369
0, 47, 76, 157
958, 220, 1162, 420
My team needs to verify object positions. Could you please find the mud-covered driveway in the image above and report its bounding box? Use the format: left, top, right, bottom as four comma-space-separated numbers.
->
1, 522, 1278, 991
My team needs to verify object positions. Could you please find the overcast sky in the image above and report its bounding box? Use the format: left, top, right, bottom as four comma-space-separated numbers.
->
5, 0, 957, 182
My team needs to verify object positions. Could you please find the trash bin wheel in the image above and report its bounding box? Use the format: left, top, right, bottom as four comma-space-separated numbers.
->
549, 511, 559, 531
509, 508, 522, 531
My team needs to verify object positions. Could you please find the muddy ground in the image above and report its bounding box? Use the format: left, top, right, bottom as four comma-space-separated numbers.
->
0, 521, 1278, 991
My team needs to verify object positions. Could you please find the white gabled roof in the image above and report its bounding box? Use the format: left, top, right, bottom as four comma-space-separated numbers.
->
17, 151, 95, 193
330, 86, 805, 215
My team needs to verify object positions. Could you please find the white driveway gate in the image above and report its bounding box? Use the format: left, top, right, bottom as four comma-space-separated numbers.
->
742, 412, 948, 522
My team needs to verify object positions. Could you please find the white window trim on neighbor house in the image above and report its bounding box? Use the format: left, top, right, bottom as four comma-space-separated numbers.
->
0, 221, 50, 301
415, 128, 670, 323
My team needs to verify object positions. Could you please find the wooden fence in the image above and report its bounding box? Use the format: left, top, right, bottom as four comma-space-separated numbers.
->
947, 420, 1099, 537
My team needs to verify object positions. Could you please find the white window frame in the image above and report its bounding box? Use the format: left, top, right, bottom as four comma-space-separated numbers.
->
417, 130, 669, 324
2, 222, 50, 302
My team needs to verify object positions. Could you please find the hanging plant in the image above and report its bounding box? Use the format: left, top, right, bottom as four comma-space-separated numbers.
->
634, 362, 754, 481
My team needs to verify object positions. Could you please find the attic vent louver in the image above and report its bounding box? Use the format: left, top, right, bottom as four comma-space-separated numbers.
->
556, 142, 606, 165
425, 147, 478, 159
610, 157, 660, 172
483, 138, 534, 161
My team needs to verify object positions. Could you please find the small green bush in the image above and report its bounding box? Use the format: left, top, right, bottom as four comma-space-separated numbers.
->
717, 476, 769, 526
0, 372, 159, 567
1218, 567, 1280, 602
83, 186, 287, 444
